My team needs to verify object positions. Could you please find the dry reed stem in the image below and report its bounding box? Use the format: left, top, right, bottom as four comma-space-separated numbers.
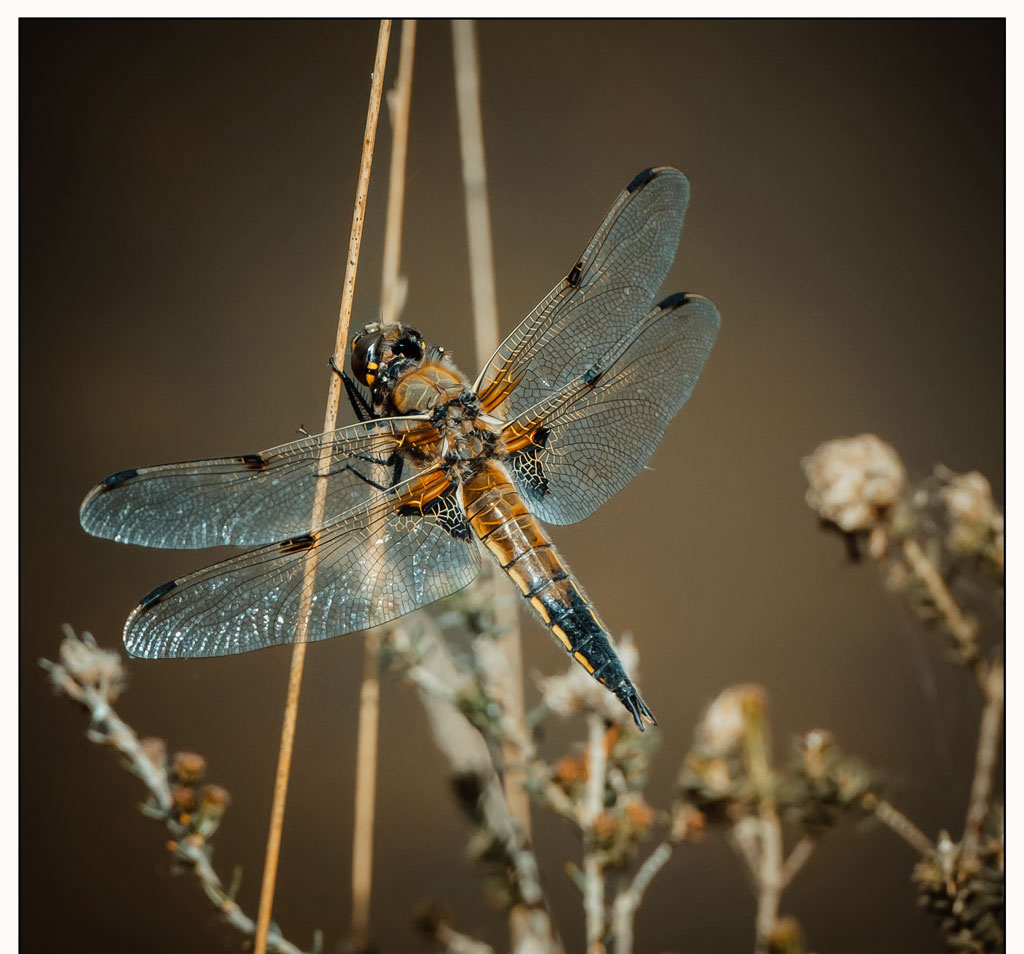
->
253, 20, 392, 954
348, 21, 417, 947
962, 658, 1004, 865
451, 17, 532, 859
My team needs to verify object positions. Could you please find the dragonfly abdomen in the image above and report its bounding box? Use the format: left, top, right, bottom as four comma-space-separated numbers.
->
462, 462, 655, 729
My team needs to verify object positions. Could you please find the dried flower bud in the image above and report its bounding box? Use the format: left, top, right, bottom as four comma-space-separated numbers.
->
940, 469, 1004, 571
592, 810, 620, 844
624, 795, 654, 835
170, 785, 197, 814
803, 434, 906, 532
766, 916, 806, 954
553, 754, 588, 793
913, 824, 1004, 953
192, 784, 231, 839
698, 685, 766, 755
670, 801, 707, 842
171, 751, 206, 785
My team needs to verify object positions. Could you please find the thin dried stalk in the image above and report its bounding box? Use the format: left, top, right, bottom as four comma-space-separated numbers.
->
778, 836, 815, 891
349, 21, 417, 947
611, 842, 673, 954
581, 714, 608, 953
254, 20, 392, 954
962, 659, 1004, 865
861, 792, 935, 856
901, 538, 980, 673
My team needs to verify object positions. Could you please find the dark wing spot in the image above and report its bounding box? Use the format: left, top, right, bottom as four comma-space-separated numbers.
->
399, 488, 471, 540
278, 533, 317, 555
583, 365, 603, 386
566, 261, 583, 287
656, 291, 690, 311
625, 167, 656, 194
139, 579, 177, 610
238, 453, 267, 470
102, 468, 139, 490
507, 426, 550, 503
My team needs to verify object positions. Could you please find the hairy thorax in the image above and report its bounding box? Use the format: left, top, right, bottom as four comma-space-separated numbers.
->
389, 360, 506, 478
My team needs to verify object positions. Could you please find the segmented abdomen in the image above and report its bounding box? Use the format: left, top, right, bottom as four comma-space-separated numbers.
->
461, 461, 655, 729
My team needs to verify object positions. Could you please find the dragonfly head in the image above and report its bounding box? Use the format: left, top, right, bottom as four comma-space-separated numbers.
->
350, 323, 425, 389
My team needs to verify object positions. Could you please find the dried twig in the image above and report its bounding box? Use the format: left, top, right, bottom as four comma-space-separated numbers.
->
41, 627, 318, 954
610, 842, 673, 954
962, 659, 1004, 865
350, 20, 417, 948
254, 21, 392, 954
581, 714, 609, 952
901, 538, 980, 673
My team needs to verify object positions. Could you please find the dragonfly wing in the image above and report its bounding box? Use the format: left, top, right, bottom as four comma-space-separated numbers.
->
501, 294, 719, 525
80, 416, 437, 549
475, 167, 690, 420
123, 468, 482, 658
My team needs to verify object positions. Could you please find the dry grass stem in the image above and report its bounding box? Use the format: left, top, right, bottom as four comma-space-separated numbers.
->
349, 21, 416, 946
254, 20, 392, 954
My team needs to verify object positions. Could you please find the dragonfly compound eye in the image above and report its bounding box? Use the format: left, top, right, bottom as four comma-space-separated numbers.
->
351, 331, 384, 387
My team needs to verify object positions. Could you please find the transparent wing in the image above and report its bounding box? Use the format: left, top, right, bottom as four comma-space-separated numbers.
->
474, 167, 690, 420
80, 415, 438, 549
123, 469, 482, 658
501, 294, 719, 525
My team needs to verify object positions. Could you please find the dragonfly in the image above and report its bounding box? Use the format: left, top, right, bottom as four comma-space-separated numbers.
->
80, 167, 720, 729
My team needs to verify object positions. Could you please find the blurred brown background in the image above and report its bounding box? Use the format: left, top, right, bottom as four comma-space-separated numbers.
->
20, 18, 1003, 954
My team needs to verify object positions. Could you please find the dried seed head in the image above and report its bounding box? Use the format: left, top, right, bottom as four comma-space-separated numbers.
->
766, 916, 806, 954
698, 685, 766, 755
170, 751, 206, 785
803, 434, 906, 532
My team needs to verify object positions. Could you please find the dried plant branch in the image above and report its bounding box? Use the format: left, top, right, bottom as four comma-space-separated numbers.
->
581, 713, 609, 953
255, 20, 392, 954
388, 618, 562, 952
860, 793, 934, 856
778, 836, 815, 891
610, 842, 673, 954
962, 659, 1004, 866
349, 21, 417, 948
901, 537, 980, 674
41, 627, 319, 954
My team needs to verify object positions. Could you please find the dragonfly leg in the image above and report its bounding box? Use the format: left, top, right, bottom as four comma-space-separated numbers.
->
330, 355, 376, 423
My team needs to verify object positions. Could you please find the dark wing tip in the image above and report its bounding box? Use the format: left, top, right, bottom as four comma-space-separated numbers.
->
138, 579, 178, 610
625, 167, 657, 193
102, 468, 140, 490
657, 291, 690, 311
